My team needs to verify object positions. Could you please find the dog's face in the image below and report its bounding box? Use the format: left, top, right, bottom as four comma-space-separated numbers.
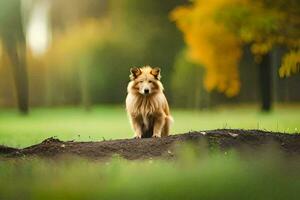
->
129, 66, 163, 96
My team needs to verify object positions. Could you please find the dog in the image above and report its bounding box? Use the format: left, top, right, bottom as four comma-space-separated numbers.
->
126, 66, 173, 138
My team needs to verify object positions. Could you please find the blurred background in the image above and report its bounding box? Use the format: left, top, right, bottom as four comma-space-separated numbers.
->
0, 0, 299, 146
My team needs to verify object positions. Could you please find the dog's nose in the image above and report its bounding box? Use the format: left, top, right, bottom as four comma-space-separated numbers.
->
144, 89, 149, 94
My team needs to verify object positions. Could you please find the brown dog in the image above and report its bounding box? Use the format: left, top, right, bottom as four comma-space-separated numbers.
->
126, 66, 173, 138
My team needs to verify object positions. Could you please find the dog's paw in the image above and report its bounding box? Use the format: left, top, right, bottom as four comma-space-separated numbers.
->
134, 135, 142, 139
152, 134, 161, 138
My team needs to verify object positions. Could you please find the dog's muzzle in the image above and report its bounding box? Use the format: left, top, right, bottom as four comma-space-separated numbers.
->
144, 89, 149, 94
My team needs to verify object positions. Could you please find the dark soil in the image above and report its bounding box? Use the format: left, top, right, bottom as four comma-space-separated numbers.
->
1, 129, 300, 160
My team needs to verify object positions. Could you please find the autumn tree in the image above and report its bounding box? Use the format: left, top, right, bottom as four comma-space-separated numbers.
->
171, 0, 300, 111
0, 0, 29, 114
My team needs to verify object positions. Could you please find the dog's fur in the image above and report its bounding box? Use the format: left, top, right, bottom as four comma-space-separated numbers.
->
126, 66, 173, 138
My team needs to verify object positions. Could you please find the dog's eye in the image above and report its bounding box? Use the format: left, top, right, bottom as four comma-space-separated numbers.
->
148, 80, 152, 83
139, 81, 143, 83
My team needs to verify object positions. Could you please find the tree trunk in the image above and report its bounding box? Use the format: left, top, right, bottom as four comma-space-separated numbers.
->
259, 53, 272, 112
5, 43, 29, 114
79, 57, 91, 111
193, 67, 202, 110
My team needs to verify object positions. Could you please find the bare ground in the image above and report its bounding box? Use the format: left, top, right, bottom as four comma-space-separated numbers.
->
1, 129, 300, 160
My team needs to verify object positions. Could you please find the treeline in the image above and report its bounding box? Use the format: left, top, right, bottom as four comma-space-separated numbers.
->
0, 0, 299, 111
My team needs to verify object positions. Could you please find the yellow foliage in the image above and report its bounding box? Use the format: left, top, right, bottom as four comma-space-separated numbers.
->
171, 0, 300, 96
279, 50, 300, 77
171, 0, 243, 97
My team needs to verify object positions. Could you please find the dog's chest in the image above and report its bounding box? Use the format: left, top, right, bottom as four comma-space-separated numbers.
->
128, 95, 157, 114
129, 95, 158, 128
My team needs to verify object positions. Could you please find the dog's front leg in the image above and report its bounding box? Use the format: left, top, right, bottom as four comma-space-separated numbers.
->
131, 115, 143, 139
152, 113, 164, 138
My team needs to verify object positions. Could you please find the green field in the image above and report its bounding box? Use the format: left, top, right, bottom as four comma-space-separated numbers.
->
1, 106, 300, 200
0, 105, 300, 147
1, 147, 300, 200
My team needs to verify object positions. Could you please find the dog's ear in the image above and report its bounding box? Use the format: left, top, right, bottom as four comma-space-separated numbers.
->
130, 67, 141, 80
151, 67, 161, 80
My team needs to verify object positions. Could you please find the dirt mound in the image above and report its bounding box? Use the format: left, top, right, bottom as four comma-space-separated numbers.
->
2, 129, 300, 160
0, 145, 19, 154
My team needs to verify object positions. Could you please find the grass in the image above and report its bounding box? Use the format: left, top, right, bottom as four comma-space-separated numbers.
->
1, 106, 300, 200
0, 146, 300, 200
0, 105, 300, 147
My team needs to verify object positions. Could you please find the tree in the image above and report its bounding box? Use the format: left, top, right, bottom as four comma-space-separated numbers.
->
43, 19, 109, 110
0, 0, 29, 114
41, 0, 109, 109
171, 0, 300, 111
109, 0, 186, 96
171, 49, 210, 109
